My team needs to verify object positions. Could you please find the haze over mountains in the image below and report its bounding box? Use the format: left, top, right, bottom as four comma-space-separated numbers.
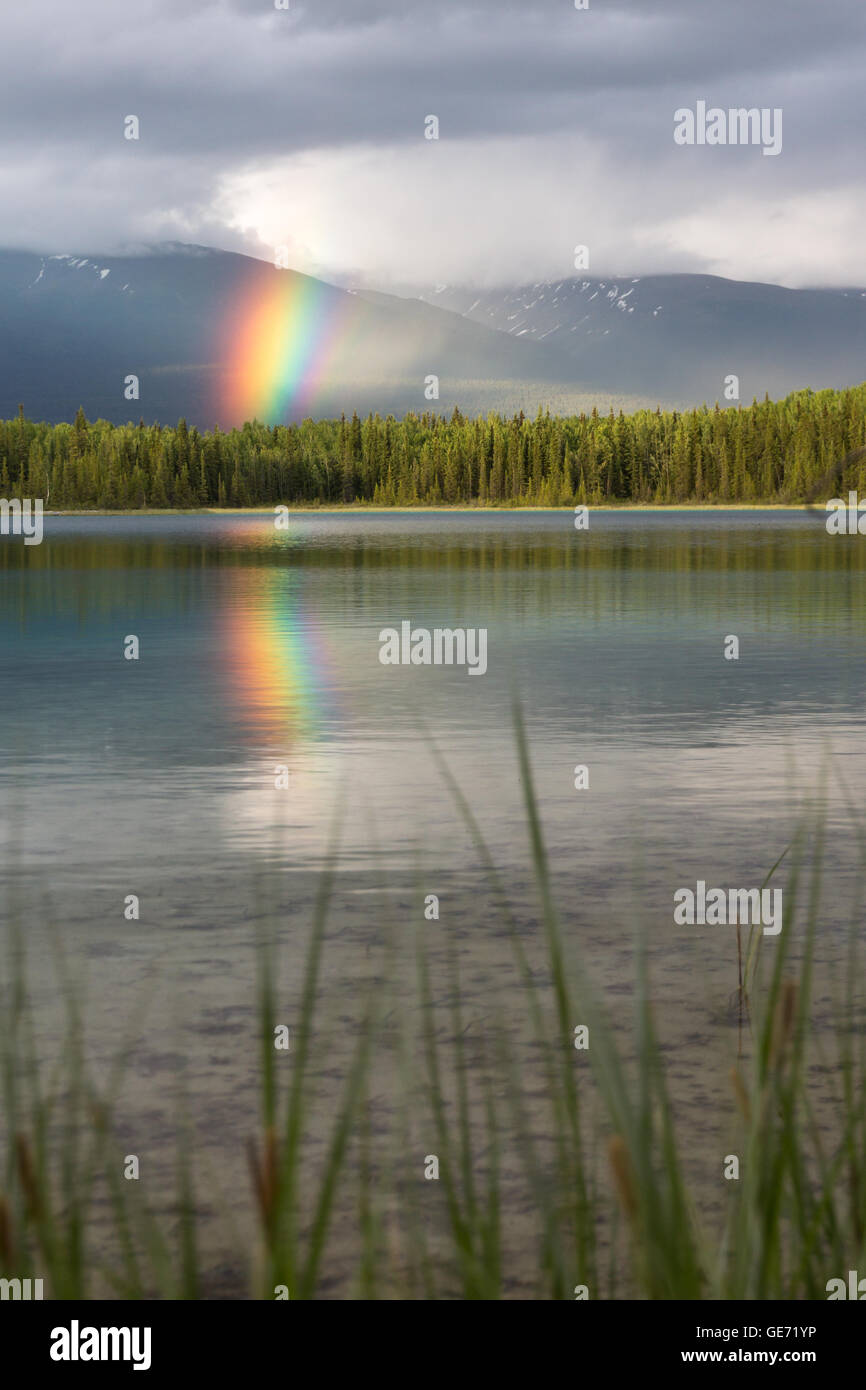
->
0, 243, 863, 429
420, 276, 866, 406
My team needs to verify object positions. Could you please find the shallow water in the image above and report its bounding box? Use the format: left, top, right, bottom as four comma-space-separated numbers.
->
1, 509, 864, 1294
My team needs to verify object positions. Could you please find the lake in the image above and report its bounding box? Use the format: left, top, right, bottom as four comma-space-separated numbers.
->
1, 509, 864, 1296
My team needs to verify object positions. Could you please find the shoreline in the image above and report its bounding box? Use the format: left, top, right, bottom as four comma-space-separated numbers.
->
41, 502, 818, 516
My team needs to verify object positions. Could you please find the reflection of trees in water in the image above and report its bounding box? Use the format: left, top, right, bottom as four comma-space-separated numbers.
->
0, 518, 864, 633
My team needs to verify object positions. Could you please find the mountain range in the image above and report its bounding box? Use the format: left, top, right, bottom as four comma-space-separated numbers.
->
419, 274, 866, 405
0, 243, 863, 428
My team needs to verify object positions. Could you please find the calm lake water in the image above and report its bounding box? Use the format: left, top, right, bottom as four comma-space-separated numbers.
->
1, 509, 864, 1294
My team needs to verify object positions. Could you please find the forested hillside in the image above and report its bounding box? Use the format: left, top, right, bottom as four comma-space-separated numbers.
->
1, 385, 864, 509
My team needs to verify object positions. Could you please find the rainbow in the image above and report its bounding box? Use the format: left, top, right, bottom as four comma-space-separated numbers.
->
223, 266, 359, 424
221, 565, 331, 743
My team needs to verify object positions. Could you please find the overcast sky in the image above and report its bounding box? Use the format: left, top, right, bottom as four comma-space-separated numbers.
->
2, 0, 863, 288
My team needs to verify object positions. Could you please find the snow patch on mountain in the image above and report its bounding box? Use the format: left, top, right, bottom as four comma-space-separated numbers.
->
418, 275, 666, 351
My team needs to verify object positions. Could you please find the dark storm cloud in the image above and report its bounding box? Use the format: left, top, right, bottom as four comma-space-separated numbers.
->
0, 0, 863, 283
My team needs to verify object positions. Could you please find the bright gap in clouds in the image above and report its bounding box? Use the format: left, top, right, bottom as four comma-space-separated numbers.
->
217, 135, 866, 291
